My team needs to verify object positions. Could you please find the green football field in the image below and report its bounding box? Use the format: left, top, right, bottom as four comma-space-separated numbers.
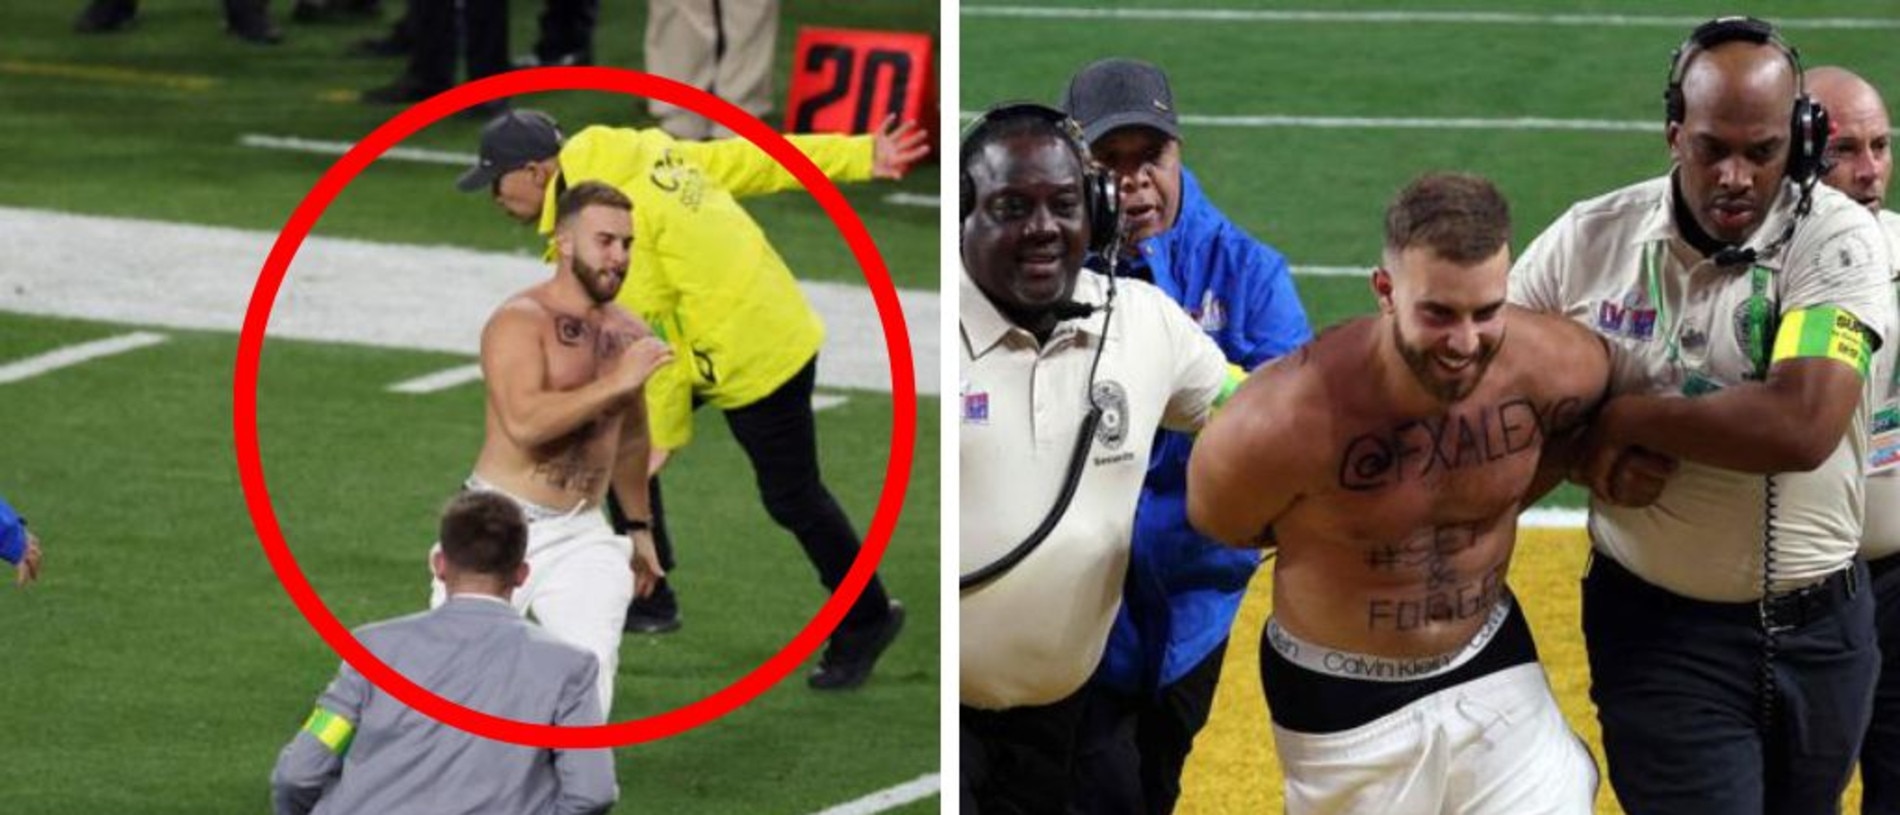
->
962, 1, 1900, 813
0, 0, 940, 812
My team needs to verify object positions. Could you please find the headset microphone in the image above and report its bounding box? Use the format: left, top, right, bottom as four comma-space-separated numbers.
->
1712, 246, 1758, 266
1050, 300, 1098, 320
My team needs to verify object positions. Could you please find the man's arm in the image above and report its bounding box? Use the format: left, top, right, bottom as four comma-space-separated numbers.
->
671, 116, 927, 196
552, 655, 617, 815
611, 390, 664, 598
481, 305, 674, 449
1584, 354, 1864, 476
1187, 360, 1311, 549
270, 663, 369, 815
1230, 238, 1313, 367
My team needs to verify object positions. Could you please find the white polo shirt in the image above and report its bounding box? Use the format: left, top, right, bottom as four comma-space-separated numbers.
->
960, 267, 1229, 710
1511, 175, 1895, 601
1862, 209, 1900, 560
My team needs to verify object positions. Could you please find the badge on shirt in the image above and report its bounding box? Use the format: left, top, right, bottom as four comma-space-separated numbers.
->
1194, 290, 1227, 332
1596, 290, 1657, 341
962, 388, 990, 425
1872, 404, 1900, 475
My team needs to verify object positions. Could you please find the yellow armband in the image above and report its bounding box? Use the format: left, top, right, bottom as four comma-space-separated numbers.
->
301, 707, 355, 756
1771, 306, 1871, 378
1211, 364, 1248, 414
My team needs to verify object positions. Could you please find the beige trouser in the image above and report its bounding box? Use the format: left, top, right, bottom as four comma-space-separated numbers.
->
644, 0, 780, 139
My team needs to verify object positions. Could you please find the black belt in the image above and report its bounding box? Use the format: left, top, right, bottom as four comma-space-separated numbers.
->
1591, 553, 1862, 631
1758, 562, 1862, 632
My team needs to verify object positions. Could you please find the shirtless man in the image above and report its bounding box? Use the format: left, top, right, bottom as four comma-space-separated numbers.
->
443, 180, 674, 716
1189, 173, 1621, 814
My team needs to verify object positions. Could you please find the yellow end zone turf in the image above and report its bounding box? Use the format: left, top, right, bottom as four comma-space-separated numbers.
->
1175, 527, 1865, 814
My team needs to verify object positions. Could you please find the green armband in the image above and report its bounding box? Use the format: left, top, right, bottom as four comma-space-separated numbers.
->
1211, 364, 1248, 414
301, 707, 355, 756
1771, 306, 1871, 378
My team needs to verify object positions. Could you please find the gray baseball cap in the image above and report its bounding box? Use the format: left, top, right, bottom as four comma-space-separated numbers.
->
456, 109, 564, 192
1060, 58, 1180, 146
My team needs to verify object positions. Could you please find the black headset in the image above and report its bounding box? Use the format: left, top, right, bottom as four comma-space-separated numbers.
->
959, 102, 1121, 253
1664, 16, 1831, 185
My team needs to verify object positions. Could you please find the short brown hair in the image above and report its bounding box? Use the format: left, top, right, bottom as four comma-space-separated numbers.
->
1384, 173, 1511, 263
554, 180, 632, 229
438, 491, 527, 576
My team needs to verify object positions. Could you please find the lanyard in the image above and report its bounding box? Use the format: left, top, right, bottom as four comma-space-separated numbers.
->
1643, 242, 1775, 390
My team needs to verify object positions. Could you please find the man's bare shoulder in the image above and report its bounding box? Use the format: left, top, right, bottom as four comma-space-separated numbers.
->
1500, 306, 1608, 398
1216, 318, 1369, 458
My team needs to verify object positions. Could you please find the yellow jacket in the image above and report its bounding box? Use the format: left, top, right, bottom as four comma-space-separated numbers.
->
538, 127, 875, 449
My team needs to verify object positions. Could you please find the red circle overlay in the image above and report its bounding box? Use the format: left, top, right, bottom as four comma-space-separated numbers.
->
233, 68, 917, 749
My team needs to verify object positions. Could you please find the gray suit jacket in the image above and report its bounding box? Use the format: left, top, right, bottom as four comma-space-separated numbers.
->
271, 596, 617, 815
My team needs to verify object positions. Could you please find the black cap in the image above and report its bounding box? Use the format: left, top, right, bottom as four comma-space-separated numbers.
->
456, 109, 564, 192
1060, 58, 1180, 146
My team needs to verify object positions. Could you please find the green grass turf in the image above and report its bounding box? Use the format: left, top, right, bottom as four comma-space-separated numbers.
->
0, 312, 937, 813
0, 0, 940, 289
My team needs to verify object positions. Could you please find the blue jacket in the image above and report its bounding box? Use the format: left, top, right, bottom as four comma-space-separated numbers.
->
1092, 168, 1311, 695
0, 494, 25, 566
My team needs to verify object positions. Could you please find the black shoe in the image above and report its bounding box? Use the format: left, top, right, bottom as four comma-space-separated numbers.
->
349, 33, 409, 57
362, 76, 443, 105
809, 600, 905, 691
73, 0, 136, 33
513, 48, 593, 69
227, 17, 283, 44
623, 583, 680, 634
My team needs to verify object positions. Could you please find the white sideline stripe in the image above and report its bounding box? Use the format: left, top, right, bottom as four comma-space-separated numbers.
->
883, 192, 939, 208
242, 135, 947, 210
1293, 265, 1365, 278
389, 363, 483, 394
239, 134, 473, 166
808, 773, 940, 815
0, 206, 939, 396
0, 331, 168, 385
959, 6, 1900, 30
1520, 507, 1587, 529
957, 110, 1655, 134
812, 393, 850, 411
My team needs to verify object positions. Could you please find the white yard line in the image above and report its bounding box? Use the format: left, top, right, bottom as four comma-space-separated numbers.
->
0, 331, 168, 385
388, 363, 484, 394
958, 110, 1655, 134
960, 6, 1900, 30
237, 134, 940, 209
812, 393, 851, 411
0, 206, 939, 395
808, 773, 940, 815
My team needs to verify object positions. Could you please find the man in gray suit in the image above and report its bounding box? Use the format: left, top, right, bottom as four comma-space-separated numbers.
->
271, 491, 618, 815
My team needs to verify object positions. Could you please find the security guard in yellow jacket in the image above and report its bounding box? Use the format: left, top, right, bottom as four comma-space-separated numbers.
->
460, 108, 928, 689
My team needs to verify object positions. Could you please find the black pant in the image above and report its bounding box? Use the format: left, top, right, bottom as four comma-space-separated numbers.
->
1584, 553, 1877, 815
1864, 554, 1900, 815
533, 0, 595, 60
963, 690, 1089, 815
405, 0, 507, 91
1068, 642, 1227, 815
722, 358, 889, 629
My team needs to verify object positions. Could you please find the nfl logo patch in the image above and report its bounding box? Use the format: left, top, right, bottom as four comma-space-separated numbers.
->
963, 391, 989, 424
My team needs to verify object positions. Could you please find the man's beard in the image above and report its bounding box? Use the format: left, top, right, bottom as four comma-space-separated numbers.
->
1393, 320, 1502, 403
572, 255, 625, 304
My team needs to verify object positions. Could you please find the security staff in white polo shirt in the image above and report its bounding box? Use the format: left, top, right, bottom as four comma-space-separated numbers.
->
958, 102, 1236, 814
1510, 18, 1897, 814
1808, 64, 1900, 815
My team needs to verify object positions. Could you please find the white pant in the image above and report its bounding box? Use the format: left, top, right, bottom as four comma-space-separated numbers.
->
1273, 663, 1597, 815
432, 506, 633, 716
